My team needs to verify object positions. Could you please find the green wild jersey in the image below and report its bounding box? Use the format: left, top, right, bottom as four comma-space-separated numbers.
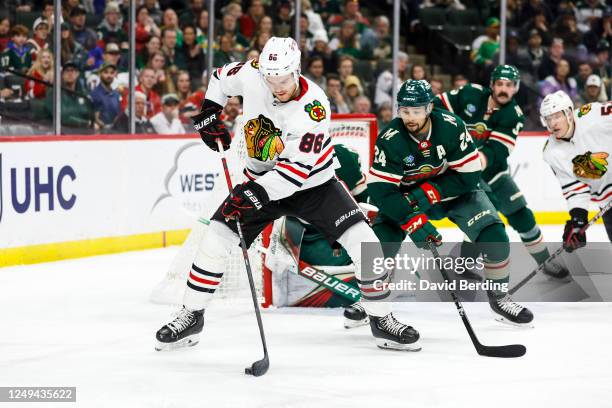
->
433, 83, 524, 181
333, 144, 368, 202
368, 108, 482, 224
0, 47, 32, 73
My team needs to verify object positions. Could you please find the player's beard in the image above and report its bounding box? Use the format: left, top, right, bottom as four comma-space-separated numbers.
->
405, 118, 429, 138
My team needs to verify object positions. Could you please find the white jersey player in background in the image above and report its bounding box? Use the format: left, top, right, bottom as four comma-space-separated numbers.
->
540, 91, 612, 249
155, 37, 421, 352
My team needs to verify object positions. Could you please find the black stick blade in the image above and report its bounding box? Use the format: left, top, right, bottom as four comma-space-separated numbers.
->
245, 356, 270, 377
477, 344, 526, 358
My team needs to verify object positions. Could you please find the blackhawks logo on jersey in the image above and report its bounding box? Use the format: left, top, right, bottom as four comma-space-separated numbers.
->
578, 104, 592, 117
244, 114, 285, 161
572, 151, 608, 179
250, 58, 259, 69
305, 100, 326, 122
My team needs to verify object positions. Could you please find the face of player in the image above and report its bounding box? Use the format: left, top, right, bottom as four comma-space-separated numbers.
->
399, 105, 430, 134
264, 73, 298, 102
491, 79, 516, 105
544, 110, 572, 140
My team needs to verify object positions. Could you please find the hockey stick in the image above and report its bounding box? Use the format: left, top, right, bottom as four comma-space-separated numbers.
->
217, 139, 269, 377
509, 200, 612, 295
427, 243, 527, 358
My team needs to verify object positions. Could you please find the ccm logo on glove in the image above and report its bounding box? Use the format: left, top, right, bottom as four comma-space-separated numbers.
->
402, 213, 427, 233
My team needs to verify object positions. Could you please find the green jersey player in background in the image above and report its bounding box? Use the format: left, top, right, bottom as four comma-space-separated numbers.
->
367, 79, 534, 326
434, 65, 569, 279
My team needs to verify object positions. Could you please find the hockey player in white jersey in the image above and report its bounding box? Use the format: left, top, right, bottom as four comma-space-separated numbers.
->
540, 91, 612, 248
155, 37, 421, 352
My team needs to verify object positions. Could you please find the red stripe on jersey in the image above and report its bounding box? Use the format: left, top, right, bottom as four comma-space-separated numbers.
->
189, 272, 220, 286
315, 145, 334, 165
243, 168, 257, 181
563, 184, 589, 195
592, 190, 612, 202
277, 162, 309, 179
489, 133, 516, 146
369, 168, 402, 183
449, 152, 479, 169
440, 93, 452, 112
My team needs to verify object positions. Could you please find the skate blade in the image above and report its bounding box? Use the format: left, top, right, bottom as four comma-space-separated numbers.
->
344, 317, 369, 329
155, 334, 200, 351
375, 337, 422, 351
493, 315, 535, 329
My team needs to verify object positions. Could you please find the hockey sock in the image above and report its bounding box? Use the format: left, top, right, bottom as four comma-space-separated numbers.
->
337, 221, 391, 317
506, 207, 550, 265
459, 235, 478, 259
183, 220, 238, 311
476, 223, 511, 296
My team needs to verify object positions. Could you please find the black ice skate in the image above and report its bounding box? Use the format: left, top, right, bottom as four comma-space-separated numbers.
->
369, 313, 421, 351
488, 292, 534, 327
155, 307, 204, 351
541, 257, 570, 280
343, 303, 369, 329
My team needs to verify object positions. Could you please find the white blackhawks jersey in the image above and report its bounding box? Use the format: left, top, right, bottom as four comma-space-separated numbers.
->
205, 59, 336, 201
543, 101, 612, 211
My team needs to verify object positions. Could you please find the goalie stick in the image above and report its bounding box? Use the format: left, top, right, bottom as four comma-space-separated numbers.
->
509, 200, 612, 295
427, 243, 527, 358
217, 140, 269, 377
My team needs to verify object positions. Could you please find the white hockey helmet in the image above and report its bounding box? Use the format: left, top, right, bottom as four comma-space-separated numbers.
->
539, 90, 574, 132
259, 36, 301, 83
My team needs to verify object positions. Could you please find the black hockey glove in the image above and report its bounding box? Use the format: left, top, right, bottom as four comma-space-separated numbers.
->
563, 208, 588, 252
192, 99, 231, 152
222, 181, 270, 220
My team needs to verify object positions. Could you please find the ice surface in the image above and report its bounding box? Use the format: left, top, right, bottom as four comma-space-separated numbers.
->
1, 226, 611, 408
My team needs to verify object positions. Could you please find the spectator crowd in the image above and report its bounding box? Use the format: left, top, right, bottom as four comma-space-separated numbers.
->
0, 0, 610, 134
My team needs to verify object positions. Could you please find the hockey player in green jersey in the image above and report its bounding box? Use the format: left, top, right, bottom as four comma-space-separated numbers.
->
367, 79, 534, 326
434, 65, 568, 279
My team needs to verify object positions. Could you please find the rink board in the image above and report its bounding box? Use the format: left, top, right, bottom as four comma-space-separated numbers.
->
0, 132, 599, 266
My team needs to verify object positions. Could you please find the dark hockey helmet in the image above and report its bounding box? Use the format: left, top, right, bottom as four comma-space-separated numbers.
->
396, 79, 435, 108
490, 64, 521, 90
